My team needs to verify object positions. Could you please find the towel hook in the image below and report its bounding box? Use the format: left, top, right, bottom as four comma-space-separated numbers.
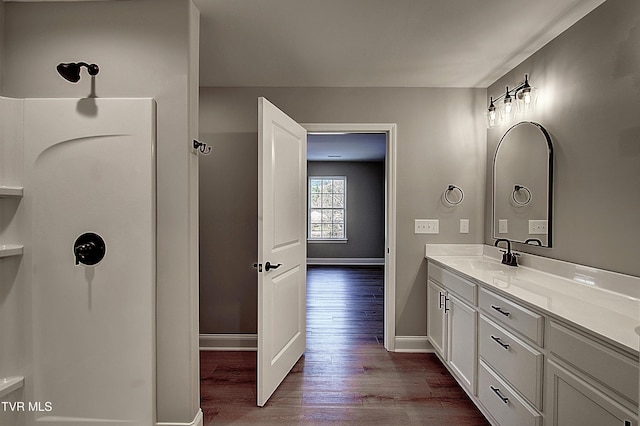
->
193, 139, 212, 155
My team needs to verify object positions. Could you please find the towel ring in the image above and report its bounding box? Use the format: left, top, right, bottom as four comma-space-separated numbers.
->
511, 184, 532, 206
443, 184, 464, 206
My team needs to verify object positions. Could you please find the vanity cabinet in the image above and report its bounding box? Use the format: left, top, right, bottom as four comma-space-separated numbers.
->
427, 263, 477, 393
546, 321, 638, 426
427, 256, 640, 426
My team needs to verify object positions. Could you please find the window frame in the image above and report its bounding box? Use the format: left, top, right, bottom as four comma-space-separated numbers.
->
307, 175, 348, 242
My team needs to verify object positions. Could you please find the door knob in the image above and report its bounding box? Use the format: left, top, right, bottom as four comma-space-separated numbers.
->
264, 262, 282, 272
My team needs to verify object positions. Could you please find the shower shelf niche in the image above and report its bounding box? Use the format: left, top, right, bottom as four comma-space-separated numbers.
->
0, 376, 24, 398
0, 186, 24, 198
0, 244, 23, 258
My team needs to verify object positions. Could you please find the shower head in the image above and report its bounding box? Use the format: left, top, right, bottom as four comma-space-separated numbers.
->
56, 62, 100, 83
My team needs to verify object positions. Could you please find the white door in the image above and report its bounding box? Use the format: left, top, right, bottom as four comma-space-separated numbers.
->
257, 97, 307, 406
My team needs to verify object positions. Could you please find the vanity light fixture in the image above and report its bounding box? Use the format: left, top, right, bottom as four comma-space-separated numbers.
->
486, 74, 538, 128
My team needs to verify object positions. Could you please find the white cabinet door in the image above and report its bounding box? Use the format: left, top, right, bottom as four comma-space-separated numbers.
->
447, 293, 477, 393
427, 279, 446, 358
546, 359, 637, 426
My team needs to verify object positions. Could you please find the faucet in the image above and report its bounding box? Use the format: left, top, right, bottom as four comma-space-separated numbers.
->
494, 238, 518, 267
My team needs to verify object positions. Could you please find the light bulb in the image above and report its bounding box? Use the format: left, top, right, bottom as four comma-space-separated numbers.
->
504, 101, 513, 114
503, 87, 513, 119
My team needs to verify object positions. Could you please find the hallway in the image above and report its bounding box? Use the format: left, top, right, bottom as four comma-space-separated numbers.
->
200, 266, 488, 425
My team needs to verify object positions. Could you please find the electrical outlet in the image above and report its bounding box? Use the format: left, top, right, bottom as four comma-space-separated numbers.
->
529, 219, 548, 235
460, 219, 469, 234
415, 219, 439, 234
498, 219, 508, 234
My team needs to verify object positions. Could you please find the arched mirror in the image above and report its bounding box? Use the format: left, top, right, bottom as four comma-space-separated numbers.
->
492, 121, 553, 247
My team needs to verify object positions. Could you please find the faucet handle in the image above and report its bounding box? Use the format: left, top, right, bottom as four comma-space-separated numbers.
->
506, 252, 520, 266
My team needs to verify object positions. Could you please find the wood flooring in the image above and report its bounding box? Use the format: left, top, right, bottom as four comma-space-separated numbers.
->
200, 265, 489, 425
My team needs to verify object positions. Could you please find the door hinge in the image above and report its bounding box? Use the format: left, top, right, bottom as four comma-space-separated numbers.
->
252, 263, 263, 272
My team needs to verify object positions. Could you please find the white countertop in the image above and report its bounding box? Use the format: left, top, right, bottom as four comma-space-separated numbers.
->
426, 245, 640, 354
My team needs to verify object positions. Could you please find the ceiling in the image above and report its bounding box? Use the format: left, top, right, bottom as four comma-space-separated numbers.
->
307, 133, 386, 161
194, 0, 606, 88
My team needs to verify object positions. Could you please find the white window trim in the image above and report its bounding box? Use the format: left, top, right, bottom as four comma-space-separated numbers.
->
307, 175, 347, 241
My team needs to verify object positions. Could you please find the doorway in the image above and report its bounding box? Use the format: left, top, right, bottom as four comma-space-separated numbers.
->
303, 123, 397, 351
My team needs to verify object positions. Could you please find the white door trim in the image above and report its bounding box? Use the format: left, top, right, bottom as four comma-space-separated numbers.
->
303, 123, 397, 352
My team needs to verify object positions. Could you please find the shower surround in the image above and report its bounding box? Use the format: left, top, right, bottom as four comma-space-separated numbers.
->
0, 96, 157, 425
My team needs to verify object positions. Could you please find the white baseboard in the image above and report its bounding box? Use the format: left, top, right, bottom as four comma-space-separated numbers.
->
393, 336, 433, 353
199, 334, 257, 351
200, 334, 432, 354
157, 409, 203, 426
306, 258, 384, 266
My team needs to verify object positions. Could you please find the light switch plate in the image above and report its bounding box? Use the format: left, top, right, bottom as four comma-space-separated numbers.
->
498, 219, 508, 234
460, 219, 469, 234
529, 219, 548, 235
415, 219, 439, 234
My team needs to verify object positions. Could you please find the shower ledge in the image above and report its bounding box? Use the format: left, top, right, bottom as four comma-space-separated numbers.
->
0, 376, 24, 398
0, 244, 23, 258
0, 186, 23, 198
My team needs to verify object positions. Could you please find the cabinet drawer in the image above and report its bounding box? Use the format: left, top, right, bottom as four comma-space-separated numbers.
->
478, 359, 542, 426
428, 262, 475, 304
479, 288, 543, 345
479, 315, 543, 409
548, 320, 639, 406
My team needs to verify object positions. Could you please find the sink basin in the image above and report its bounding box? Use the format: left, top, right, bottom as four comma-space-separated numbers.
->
467, 260, 508, 272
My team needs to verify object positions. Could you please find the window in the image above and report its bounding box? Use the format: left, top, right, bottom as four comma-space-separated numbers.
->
308, 176, 346, 240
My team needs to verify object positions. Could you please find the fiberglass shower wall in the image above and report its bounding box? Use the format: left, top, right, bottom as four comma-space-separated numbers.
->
0, 97, 157, 425
0, 96, 26, 426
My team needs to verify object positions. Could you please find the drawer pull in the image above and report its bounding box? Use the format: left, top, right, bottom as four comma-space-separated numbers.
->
438, 291, 444, 309
491, 305, 511, 317
490, 386, 509, 404
490, 335, 510, 350
444, 296, 450, 314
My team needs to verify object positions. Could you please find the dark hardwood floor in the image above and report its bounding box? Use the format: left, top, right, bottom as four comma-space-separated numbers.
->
200, 265, 489, 425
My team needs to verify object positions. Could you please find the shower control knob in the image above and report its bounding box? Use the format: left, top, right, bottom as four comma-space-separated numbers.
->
73, 232, 106, 266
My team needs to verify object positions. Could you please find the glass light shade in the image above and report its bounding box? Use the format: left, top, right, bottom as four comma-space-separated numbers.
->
502, 89, 515, 122
485, 97, 498, 128
517, 85, 538, 114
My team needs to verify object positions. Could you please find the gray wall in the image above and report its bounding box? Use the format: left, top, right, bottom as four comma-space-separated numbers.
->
199, 87, 487, 336
0, 2, 4, 92
485, 0, 640, 277
3, 1, 200, 422
307, 161, 385, 260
